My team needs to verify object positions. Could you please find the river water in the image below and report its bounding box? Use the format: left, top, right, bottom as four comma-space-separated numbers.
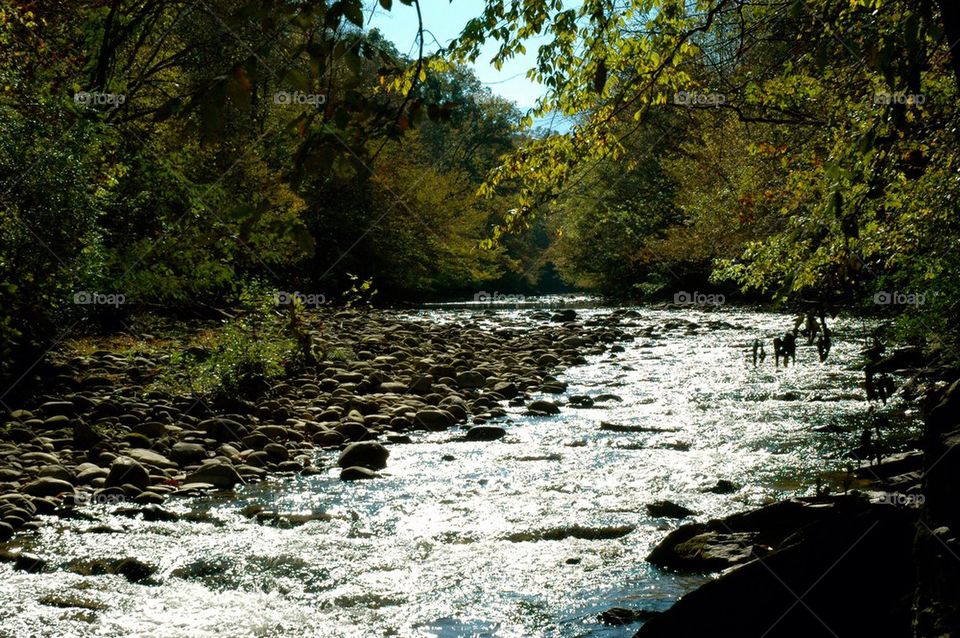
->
0, 306, 921, 638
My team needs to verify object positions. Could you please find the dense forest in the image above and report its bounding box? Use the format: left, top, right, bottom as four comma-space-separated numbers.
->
2, 0, 959, 385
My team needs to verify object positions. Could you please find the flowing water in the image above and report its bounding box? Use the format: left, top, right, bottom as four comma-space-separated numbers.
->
0, 306, 921, 638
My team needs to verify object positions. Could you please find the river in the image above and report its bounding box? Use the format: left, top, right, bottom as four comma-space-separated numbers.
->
0, 304, 921, 637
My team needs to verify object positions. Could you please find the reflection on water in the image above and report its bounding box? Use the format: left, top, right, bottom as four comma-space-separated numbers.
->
0, 307, 921, 637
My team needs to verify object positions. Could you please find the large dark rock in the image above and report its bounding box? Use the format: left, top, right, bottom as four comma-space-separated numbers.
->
636, 504, 915, 638
647, 497, 870, 572
926, 378, 960, 435
914, 376, 960, 635
853, 450, 923, 480
337, 441, 389, 470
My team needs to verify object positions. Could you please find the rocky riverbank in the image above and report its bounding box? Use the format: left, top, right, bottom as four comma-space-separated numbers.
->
1, 307, 630, 568
633, 363, 960, 637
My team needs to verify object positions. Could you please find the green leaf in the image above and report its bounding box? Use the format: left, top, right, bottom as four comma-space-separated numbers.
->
290, 225, 314, 253
283, 69, 309, 91
343, 0, 364, 28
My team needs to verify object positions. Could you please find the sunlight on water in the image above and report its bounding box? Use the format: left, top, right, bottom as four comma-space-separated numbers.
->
0, 307, 921, 637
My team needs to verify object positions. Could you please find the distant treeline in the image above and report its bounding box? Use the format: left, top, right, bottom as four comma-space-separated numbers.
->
3, 1, 960, 388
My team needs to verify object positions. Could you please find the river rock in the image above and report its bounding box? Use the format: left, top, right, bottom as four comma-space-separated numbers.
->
133, 491, 166, 505
379, 381, 408, 394
76, 466, 109, 484
122, 433, 154, 449
73, 421, 104, 449
170, 442, 206, 464
455, 371, 485, 389
21, 477, 74, 497
704, 479, 739, 494
36, 465, 75, 483
21, 452, 61, 465
263, 443, 289, 462
114, 557, 156, 583
465, 426, 507, 441
537, 353, 561, 367
594, 394, 623, 403
492, 381, 518, 398
337, 441, 389, 470
106, 457, 150, 490
415, 409, 454, 430
334, 421, 371, 441
184, 464, 244, 489
126, 448, 177, 470
647, 500, 697, 519
13, 552, 47, 573
409, 375, 433, 394
527, 400, 560, 415
42, 415, 70, 430
39, 401, 75, 417
340, 466, 379, 481
313, 430, 346, 447
663, 531, 760, 571
199, 417, 245, 442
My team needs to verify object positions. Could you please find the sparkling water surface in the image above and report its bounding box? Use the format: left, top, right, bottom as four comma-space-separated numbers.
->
0, 306, 920, 638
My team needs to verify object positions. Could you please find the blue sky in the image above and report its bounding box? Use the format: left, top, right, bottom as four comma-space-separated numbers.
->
365, 0, 576, 130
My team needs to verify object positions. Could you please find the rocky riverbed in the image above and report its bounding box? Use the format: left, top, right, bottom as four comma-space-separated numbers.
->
1, 307, 623, 539
0, 305, 926, 637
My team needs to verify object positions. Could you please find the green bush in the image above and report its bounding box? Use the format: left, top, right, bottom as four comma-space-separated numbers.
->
0, 104, 116, 386
158, 285, 296, 398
